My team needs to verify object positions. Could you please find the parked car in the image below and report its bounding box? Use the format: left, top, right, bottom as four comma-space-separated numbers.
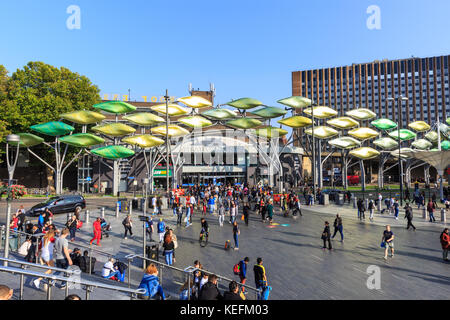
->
26, 195, 86, 217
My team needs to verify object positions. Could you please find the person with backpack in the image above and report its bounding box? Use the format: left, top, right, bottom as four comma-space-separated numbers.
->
238, 257, 249, 293
253, 258, 268, 300
393, 199, 400, 220
138, 264, 168, 300
162, 233, 175, 266
382, 225, 395, 260
122, 214, 133, 239
145, 216, 154, 241
157, 218, 166, 243
404, 202, 416, 231
427, 199, 436, 222
440, 228, 450, 262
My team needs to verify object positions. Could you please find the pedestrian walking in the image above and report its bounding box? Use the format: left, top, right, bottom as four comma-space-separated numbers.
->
232, 221, 240, 250
357, 199, 365, 220
393, 199, 399, 220
331, 214, 344, 241
54, 228, 73, 289
427, 199, 436, 222
33, 230, 56, 289
176, 203, 183, 226
66, 215, 78, 242
89, 217, 102, 246
122, 214, 133, 239
440, 228, 449, 262
16, 205, 26, 232
253, 257, 267, 300
230, 202, 237, 224
163, 233, 175, 266
266, 199, 274, 224
243, 203, 249, 226
218, 203, 225, 227
404, 202, 416, 231
368, 199, 374, 221
145, 216, 154, 241
238, 257, 249, 293
382, 225, 395, 260
157, 218, 166, 242
321, 221, 332, 250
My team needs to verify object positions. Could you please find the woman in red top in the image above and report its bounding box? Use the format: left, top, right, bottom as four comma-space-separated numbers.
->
9, 213, 19, 231
90, 217, 102, 246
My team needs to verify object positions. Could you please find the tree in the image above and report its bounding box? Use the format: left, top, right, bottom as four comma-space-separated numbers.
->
0, 62, 101, 190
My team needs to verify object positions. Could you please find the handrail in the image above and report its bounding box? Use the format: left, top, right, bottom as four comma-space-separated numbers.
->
0, 257, 80, 275
125, 254, 260, 300
0, 265, 145, 300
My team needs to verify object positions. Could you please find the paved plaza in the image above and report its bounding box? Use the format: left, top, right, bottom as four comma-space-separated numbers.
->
0, 197, 449, 300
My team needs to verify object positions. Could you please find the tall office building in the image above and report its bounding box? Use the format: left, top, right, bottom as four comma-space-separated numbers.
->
292, 55, 450, 178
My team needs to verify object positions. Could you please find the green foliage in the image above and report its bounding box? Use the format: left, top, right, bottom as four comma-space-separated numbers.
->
0, 61, 101, 134
0, 62, 101, 165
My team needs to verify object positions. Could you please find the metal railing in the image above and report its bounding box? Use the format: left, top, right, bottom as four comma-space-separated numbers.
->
0, 264, 145, 300
0, 226, 45, 261
66, 240, 116, 275
0, 257, 79, 300
125, 254, 260, 300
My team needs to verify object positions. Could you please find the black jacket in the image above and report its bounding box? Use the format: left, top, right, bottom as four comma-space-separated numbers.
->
198, 282, 223, 300
223, 291, 243, 300
253, 264, 265, 285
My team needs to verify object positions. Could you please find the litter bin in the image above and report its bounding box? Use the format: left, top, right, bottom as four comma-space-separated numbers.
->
119, 198, 128, 213
336, 194, 344, 205
146, 242, 159, 261
132, 198, 139, 210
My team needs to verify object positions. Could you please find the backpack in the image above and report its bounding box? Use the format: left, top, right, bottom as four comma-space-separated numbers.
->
157, 222, 165, 233
233, 263, 240, 275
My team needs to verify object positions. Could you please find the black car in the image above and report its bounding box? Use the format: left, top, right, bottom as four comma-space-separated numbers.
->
27, 195, 86, 217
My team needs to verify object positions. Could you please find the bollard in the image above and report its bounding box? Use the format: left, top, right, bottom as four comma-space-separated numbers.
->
101, 207, 105, 219
85, 210, 90, 224
116, 201, 120, 219
422, 207, 427, 220
353, 197, 357, 209
441, 208, 446, 223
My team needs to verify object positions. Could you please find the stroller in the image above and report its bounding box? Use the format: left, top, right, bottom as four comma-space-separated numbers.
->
100, 218, 112, 239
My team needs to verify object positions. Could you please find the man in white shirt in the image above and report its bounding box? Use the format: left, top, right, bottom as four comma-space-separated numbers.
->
102, 258, 120, 280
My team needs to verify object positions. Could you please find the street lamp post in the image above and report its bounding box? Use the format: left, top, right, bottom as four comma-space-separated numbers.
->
4, 134, 21, 266
311, 101, 316, 203
164, 89, 170, 194
387, 95, 408, 206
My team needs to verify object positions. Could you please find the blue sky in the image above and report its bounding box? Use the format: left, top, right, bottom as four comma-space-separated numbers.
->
1, 0, 449, 107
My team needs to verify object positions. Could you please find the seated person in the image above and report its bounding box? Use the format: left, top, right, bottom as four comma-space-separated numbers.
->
102, 258, 120, 280
70, 248, 82, 268
137, 263, 167, 300
80, 250, 96, 274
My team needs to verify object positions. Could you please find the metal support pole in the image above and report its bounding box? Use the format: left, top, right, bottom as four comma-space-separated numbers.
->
129, 200, 133, 216
85, 210, 90, 224
143, 221, 146, 269
89, 250, 92, 275
46, 283, 52, 300
128, 259, 131, 288
116, 201, 120, 219
101, 207, 105, 219
4, 199, 12, 266
165, 89, 170, 194
422, 207, 428, 220
85, 285, 90, 300
19, 265, 25, 300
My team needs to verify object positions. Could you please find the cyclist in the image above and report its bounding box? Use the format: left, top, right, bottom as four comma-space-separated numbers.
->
199, 218, 209, 243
